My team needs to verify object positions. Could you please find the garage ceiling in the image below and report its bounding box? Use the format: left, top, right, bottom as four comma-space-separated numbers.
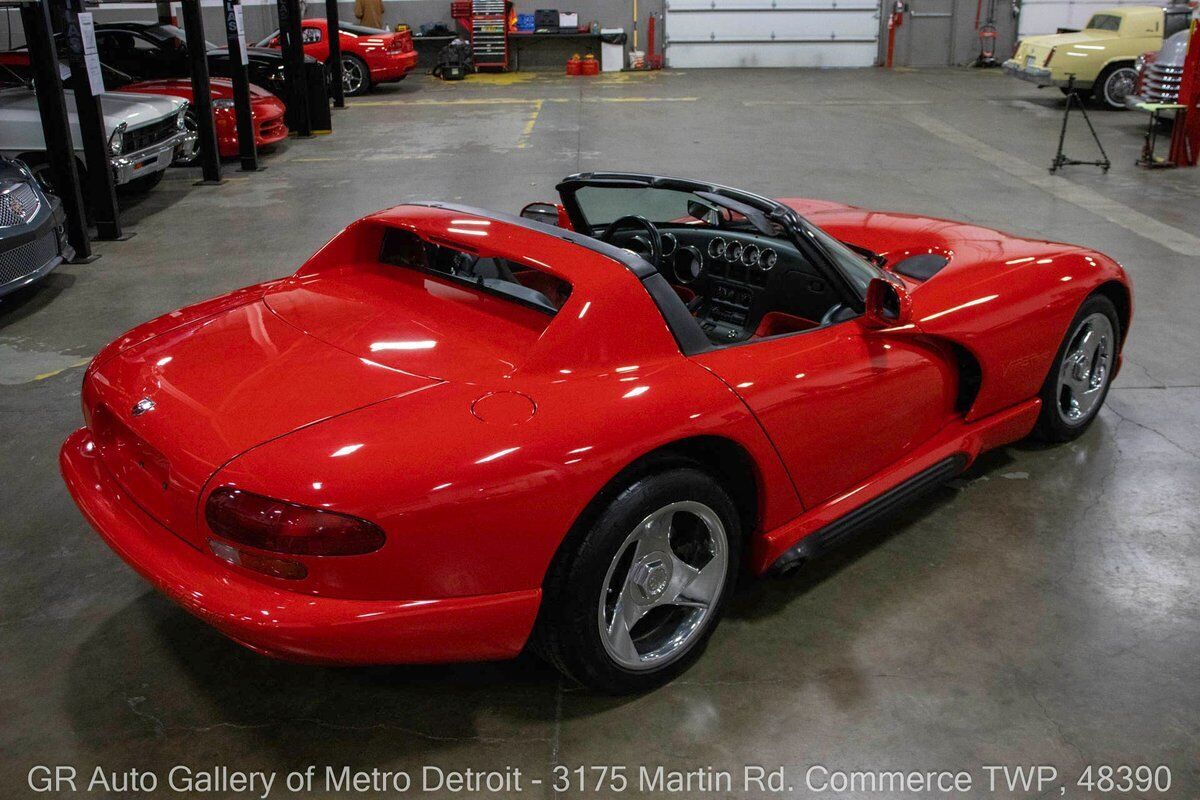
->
665, 0, 881, 68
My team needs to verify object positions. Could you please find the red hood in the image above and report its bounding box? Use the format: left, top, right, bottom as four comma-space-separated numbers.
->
114, 77, 275, 102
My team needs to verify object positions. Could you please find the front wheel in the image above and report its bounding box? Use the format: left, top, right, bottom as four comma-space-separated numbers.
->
536, 468, 741, 693
1093, 63, 1137, 109
341, 54, 370, 96
1030, 294, 1121, 442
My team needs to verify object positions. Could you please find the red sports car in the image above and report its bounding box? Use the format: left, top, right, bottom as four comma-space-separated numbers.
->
257, 19, 417, 97
61, 174, 1131, 693
116, 77, 288, 162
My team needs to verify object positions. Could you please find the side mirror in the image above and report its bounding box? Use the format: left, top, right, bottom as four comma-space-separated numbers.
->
864, 276, 912, 328
520, 202, 563, 228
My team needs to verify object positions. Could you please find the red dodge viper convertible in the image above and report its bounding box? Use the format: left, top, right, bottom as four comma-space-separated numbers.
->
61, 174, 1132, 693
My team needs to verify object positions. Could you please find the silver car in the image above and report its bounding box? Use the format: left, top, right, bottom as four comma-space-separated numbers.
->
0, 63, 194, 193
1127, 29, 1190, 108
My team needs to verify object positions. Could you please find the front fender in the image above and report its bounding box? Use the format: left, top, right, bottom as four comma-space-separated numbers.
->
911, 248, 1130, 420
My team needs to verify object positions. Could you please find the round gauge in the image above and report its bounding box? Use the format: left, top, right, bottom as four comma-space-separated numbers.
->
707, 237, 726, 259
660, 232, 677, 258
760, 248, 778, 270
725, 241, 744, 263
673, 246, 705, 285
741, 244, 760, 268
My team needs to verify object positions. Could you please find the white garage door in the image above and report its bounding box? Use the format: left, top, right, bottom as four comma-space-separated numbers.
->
665, 0, 881, 68
1017, 0, 1146, 37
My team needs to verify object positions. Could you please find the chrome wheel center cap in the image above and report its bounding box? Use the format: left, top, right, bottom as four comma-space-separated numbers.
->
1072, 359, 1088, 382
633, 555, 671, 601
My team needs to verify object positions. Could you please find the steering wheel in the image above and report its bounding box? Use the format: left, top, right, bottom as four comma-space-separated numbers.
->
600, 215, 662, 269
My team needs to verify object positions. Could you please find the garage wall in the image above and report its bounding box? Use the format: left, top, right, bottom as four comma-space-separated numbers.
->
1015, 0, 1146, 37
878, 0, 1020, 67
0, 0, 661, 55
664, 0, 881, 68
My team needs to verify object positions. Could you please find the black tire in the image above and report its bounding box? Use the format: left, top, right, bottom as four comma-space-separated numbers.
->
535, 467, 742, 693
341, 54, 371, 96
119, 170, 165, 194
1030, 293, 1121, 442
1092, 63, 1137, 109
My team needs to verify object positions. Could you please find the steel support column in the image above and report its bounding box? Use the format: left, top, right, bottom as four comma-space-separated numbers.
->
17, 0, 91, 260
221, 0, 260, 171
180, 0, 222, 182
62, 0, 122, 240
325, 0, 344, 108
277, 0, 311, 136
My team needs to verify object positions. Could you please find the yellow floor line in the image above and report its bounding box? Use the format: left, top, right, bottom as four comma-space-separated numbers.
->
34, 358, 91, 382
517, 99, 544, 149
348, 96, 696, 108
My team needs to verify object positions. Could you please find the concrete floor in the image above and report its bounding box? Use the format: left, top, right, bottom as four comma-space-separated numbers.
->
1, 67, 1198, 799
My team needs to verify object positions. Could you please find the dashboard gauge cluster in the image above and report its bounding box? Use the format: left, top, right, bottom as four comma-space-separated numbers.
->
705, 236, 777, 272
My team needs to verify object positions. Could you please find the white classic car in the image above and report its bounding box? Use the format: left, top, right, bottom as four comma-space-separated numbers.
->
0, 64, 194, 193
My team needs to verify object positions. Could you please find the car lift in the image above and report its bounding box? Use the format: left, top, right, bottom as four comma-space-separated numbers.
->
1166, 21, 1200, 168
8, 0, 93, 259
1050, 75, 1111, 173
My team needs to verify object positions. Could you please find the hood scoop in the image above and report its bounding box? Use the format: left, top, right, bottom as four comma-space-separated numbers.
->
891, 253, 950, 282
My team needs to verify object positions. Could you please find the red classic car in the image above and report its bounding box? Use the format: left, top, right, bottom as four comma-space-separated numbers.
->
116, 78, 288, 162
257, 19, 417, 96
61, 174, 1131, 693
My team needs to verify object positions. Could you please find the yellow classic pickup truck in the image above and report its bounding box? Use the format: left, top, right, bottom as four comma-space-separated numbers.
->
1003, 5, 1193, 108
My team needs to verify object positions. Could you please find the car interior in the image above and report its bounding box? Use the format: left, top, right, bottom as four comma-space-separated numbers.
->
378, 180, 880, 346
540, 181, 876, 346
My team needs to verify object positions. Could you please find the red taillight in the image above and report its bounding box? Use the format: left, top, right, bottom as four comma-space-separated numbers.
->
1043, 47, 1056, 67
389, 32, 412, 52
205, 486, 386, 556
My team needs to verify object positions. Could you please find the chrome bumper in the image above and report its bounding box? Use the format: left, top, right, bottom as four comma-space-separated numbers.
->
110, 129, 191, 184
1002, 59, 1055, 87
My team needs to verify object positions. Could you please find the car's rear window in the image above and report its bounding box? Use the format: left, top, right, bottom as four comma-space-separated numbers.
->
379, 228, 571, 315
1086, 14, 1121, 31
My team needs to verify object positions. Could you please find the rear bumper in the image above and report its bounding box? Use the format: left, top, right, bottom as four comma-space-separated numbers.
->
1002, 59, 1066, 88
370, 49, 418, 81
60, 427, 540, 665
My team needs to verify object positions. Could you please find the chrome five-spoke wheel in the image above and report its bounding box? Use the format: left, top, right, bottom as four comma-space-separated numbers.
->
1056, 311, 1114, 426
341, 56, 367, 96
598, 500, 728, 671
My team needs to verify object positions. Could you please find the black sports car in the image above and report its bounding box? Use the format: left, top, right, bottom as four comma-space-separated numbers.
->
0, 157, 72, 299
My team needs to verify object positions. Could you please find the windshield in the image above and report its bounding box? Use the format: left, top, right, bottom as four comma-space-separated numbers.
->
573, 186, 734, 229
803, 224, 884, 295
1086, 14, 1121, 31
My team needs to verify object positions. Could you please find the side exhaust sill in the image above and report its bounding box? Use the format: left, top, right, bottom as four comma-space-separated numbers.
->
772, 453, 968, 574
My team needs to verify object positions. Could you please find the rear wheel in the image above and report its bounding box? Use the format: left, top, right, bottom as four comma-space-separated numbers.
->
536, 468, 741, 693
341, 54, 370, 96
1093, 63, 1137, 109
1030, 294, 1121, 442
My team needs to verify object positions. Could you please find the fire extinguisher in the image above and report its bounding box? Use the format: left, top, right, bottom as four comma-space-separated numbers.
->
886, 0, 907, 68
